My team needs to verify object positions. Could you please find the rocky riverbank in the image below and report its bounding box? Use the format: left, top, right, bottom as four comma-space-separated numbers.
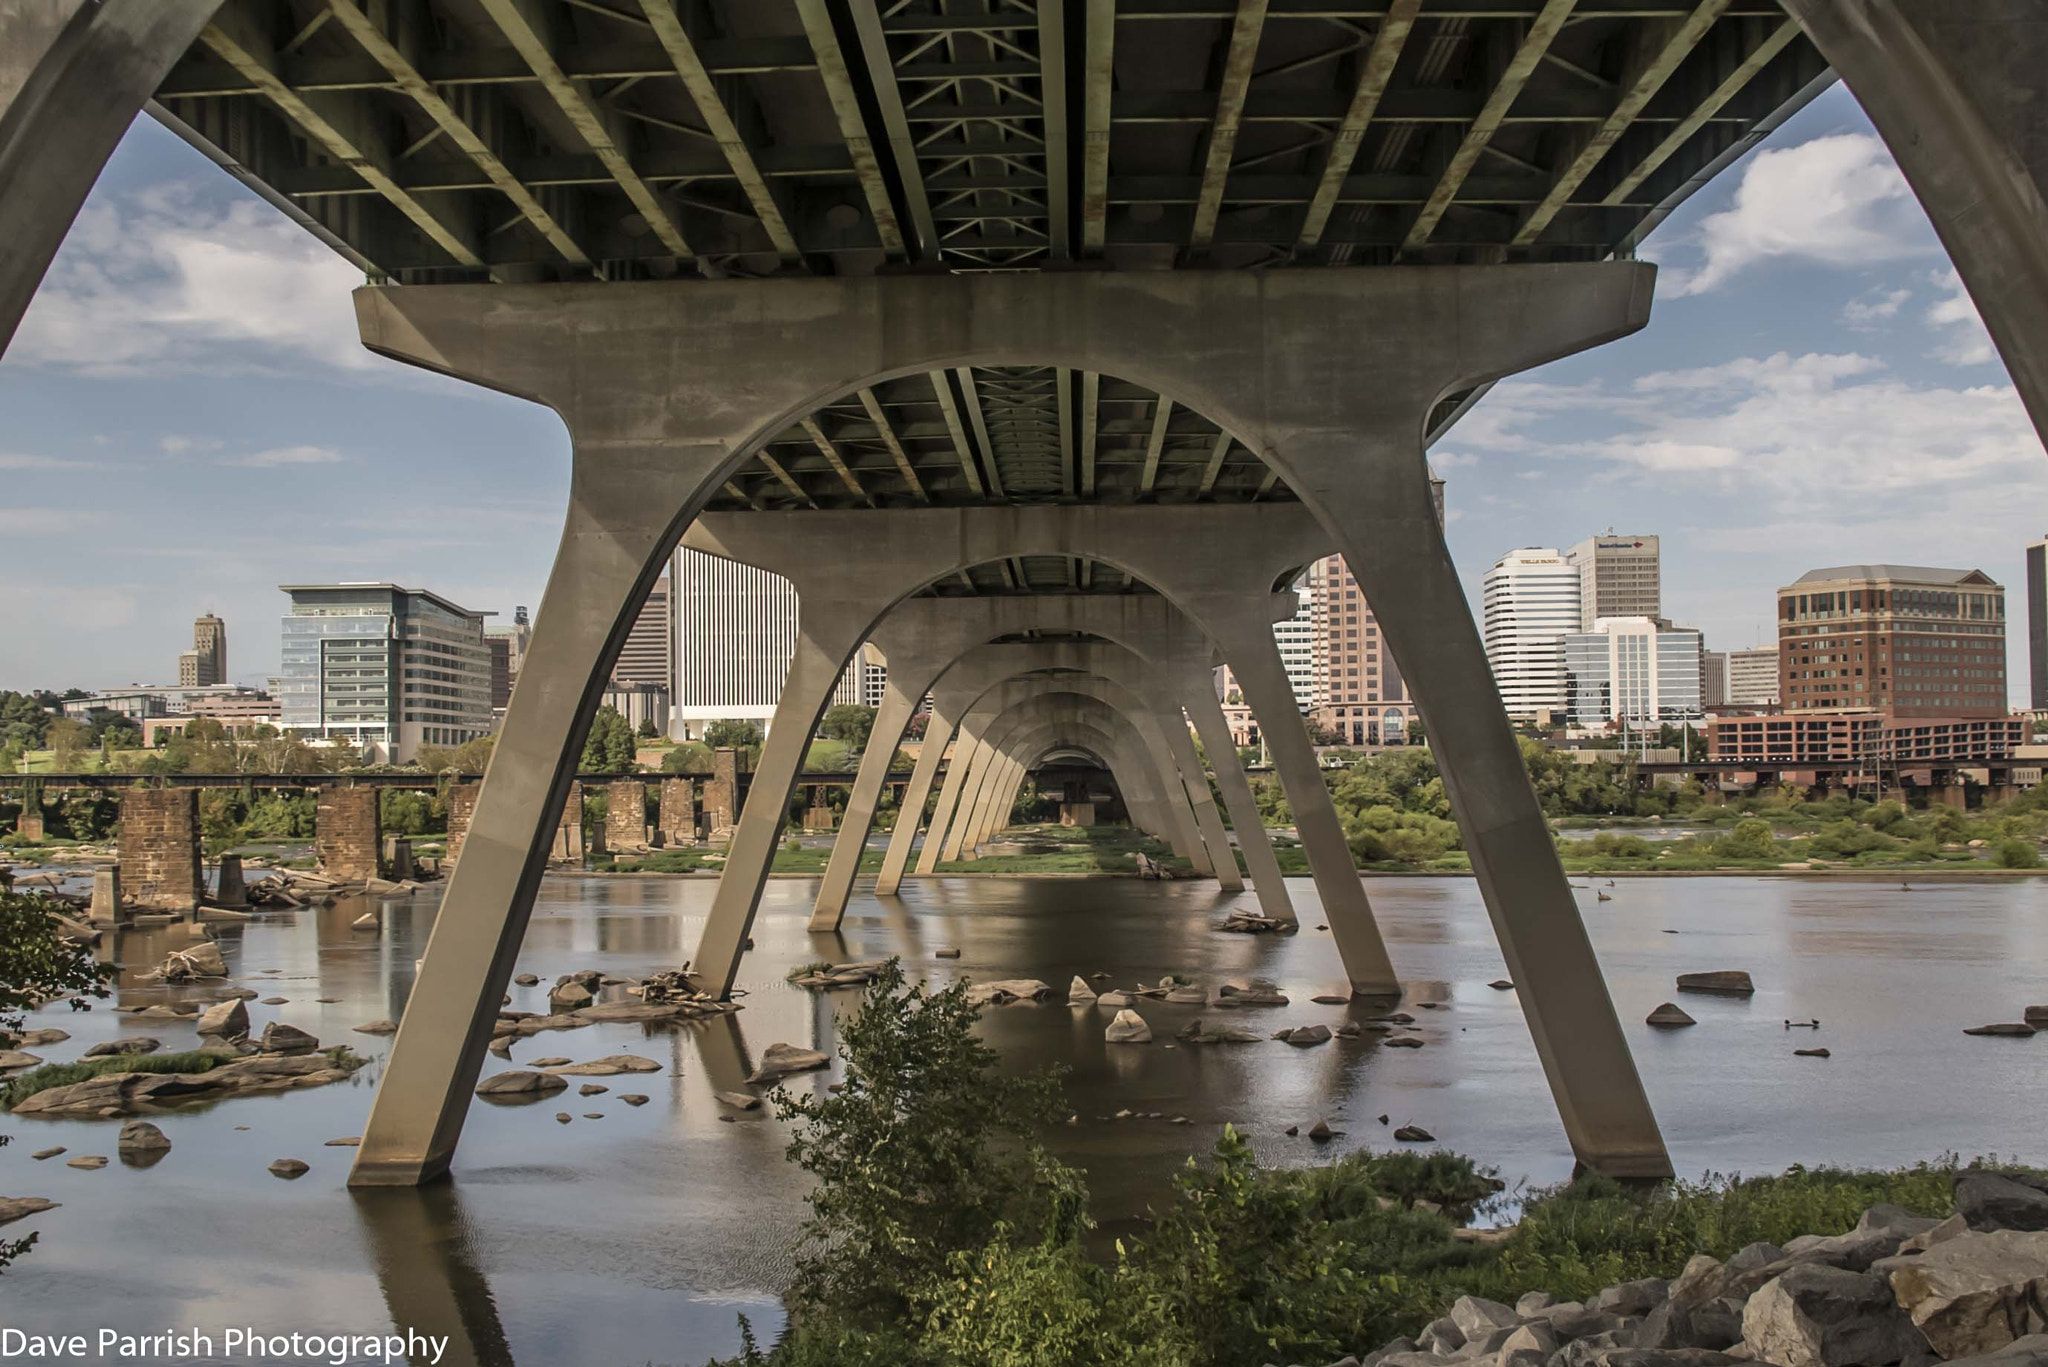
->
1274, 1170, 2048, 1367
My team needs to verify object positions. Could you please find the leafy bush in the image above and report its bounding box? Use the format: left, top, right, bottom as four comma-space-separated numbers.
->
1995, 838, 2041, 869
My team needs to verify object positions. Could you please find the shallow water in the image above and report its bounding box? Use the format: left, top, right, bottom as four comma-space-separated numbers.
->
2, 872, 2045, 1365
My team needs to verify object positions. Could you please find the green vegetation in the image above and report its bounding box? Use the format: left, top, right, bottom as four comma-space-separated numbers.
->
0, 889, 117, 1274
819, 704, 878, 754
0, 1050, 223, 1111
579, 705, 638, 774
719, 959, 1983, 1367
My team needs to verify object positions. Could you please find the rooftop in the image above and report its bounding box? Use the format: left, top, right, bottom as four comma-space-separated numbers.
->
1790, 566, 2000, 588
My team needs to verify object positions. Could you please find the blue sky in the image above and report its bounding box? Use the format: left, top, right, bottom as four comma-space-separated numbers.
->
3, 83, 2041, 700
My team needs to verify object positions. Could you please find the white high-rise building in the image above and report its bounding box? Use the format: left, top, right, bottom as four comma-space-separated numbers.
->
1563, 616, 1704, 728
833, 641, 889, 709
1274, 583, 1315, 710
1726, 646, 1781, 707
671, 548, 799, 739
1483, 548, 1582, 720
1565, 532, 1660, 630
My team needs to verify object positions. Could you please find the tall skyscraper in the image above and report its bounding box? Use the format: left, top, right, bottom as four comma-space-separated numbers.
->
1779, 565, 2005, 718
178, 613, 227, 687
1702, 650, 1728, 709
614, 573, 674, 689
2028, 536, 2046, 709
277, 584, 492, 762
1726, 646, 1780, 706
1483, 548, 1582, 720
1565, 532, 1660, 630
1274, 583, 1315, 710
672, 548, 799, 738
1563, 617, 1703, 728
1308, 475, 1442, 744
833, 641, 888, 709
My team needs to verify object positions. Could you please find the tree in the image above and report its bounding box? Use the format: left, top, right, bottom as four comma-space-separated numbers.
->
579, 706, 636, 774
636, 716, 660, 739
1, 889, 116, 1273
706, 718, 764, 750
0, 692, 52, 752
44, 717, 87, 770
661, 742, 714, 775
819, 704, 878, 753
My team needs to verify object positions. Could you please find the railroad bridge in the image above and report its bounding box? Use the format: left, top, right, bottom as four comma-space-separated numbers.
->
6, 0, 2046, 1188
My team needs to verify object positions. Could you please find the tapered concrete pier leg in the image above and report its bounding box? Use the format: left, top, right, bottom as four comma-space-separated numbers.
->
1784, 0, 2048, 444
1164, 712, 1242, 891
693, 633, 856, 997
918, 728, 984, 875
1214, 613, 1394, 990
351, 449, 695, 1187
1187, 689, 1291, 917
875, 708, 954, 894
810, 678, 922, 929
1, 0, 222, 360
942, 738, 1001, 864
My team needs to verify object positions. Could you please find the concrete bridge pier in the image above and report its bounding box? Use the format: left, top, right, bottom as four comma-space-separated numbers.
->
344, 267, 1667, 1184
116, 788, 202, 917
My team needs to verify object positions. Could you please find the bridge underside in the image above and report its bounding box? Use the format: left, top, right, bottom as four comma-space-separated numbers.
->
8, 0, 2048, 1204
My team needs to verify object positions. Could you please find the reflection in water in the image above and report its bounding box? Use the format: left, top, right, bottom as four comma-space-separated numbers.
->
353, 1185, 514, 1367
2, 871, 2044, 1365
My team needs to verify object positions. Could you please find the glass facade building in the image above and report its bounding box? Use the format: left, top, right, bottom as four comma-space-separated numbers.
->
278, 584, 492, 762
1563, 616, 1704, 728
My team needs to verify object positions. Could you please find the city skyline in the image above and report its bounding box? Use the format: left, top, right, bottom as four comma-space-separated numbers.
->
3, 86, 2043, 704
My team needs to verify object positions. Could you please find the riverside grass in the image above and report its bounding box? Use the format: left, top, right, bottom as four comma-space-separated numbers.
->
0, 1050, 222, 1110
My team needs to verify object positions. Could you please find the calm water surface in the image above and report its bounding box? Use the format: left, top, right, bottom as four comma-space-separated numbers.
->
2, 872, 2044, 1365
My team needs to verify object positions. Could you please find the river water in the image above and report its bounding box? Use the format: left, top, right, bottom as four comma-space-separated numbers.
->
2, 872, 2044, 1365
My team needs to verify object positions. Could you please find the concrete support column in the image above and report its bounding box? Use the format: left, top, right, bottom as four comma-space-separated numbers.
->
215, 853, 247, 908
1187, 686, 1291, 916
117, 788, 202, 915
605, 779, 647, 853
1162, 709, 1243, 891
941, 736, 1002, 863
811, 676, 923, 929
16, 808, 45, 842
1213, 606, 1392, 982
0, 0, 222, 359
89, 867, 124, 925
1785, 0, 2048, 444
443, 782, 479, 864
917, 725, 985, 875
702, 749, 740, 840
316, 787, 381, 882
873, 707, 954, 895
657, 777, 696, 846
552, 781, 585, 863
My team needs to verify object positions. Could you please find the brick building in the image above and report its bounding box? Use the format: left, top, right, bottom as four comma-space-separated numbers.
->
1779, 565, 2006, 718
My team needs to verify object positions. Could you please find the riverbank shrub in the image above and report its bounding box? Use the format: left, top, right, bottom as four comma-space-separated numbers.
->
716, 962, 2007, 1367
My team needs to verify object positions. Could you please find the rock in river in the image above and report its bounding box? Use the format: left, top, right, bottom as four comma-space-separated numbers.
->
352, 1019, 398, 1035
1067, 976, 1096, 1003
473, 1070, 569, 1099
545, 1054, 661, 1076
1677, 971, 1755, 996
259, 1022, 319, 1053
964, 979, 1053, 1006
746, 1043, 830, 1084
117, 1121, 172, 1154
0, 1197, 60, 1226
1648, 1002, 1698, 1027
0, 1050, 41, 1070
195, 999, 249, 1038
268, 1159, 309, 1179
84, 1038, 161, 1058
1964, 1023, 2038, 1037
1104, 1009, 1152, 1044
1283, 1024, 1332, 1047
1394, 1124, 1435, 1143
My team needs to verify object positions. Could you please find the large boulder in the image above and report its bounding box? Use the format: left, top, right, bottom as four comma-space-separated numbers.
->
548, 981, 595, 1010
1957, 1171, 2048, 1234
83, 1038, 160, 1058
1601, 1278, 1671, 1317
116, 1120, 171, 1153
1104, 1009, 1152, 1044
545, 1054, 661, 1076
473, 1070, 569, 1098
160, 942, 228, 980
1741, 1263, 1920, 1367
1939, 1334, 2048, 1367
0, 1050, 41, 1069
259, 1023, 319, 1053
745, 1043, 830, 1084
964, 979, 1053, 1006
1640, 1296, 1745, 1352
1067, 976, 1096, 1003
1647, 1003, 1697, 1028
1676, 970, 1754, 996
1888, 1229, 2048, 1360
1449, 1295, 1520, 1340
1499, 1319, 1560, 1367
195, 999, 249, 1038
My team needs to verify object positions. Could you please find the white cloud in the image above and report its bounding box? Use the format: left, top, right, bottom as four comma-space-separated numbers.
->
1451, 351, 2044, 506
1925, 268, 1997, 367
9, 183, 369, 376
0, 507, 112, 534
1841, 286, 1911, 331
161, 434, 223, 456
1664, 133, 1935, 296
0, 454, 79, 471
219, 444, 345, 468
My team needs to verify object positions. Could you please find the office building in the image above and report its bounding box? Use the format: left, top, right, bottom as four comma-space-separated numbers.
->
1779, 565, 2005, 718
614, 574, 674, 690
1727, 646, 1780, 707
1703, 651, 1728, 709
1308, 476, 1442, 744
833, 641, 889, 710
1562, 616, 1704, 728
484, 605, 530, 713
1566, 533, 1660, 630
672, 548, 799, 738
177, 612, 227, 687
1275, 583, 1315, 710
1708, 712, 2026, 765
277, 583, 493, 763
2029, 536, 2046, 709
602, 683, 671, 734
1483, 548, 1582, 720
